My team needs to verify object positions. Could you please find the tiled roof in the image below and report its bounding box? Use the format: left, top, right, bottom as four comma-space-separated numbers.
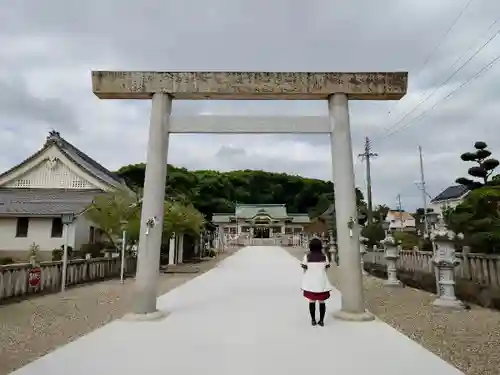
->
235, 204, 288, 219
288, 214, 310, 224
212, 214, 232, 223
0, 131, 127, 189
212, 205, 310, 224
431, 185, 469, 203
0, 188, 103, 217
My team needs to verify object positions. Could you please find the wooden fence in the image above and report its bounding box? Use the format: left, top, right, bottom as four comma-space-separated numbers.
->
0, 256, 136, 303
365, 250, 500, 287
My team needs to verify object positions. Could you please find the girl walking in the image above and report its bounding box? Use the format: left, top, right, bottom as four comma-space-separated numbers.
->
301, 238, 333, 326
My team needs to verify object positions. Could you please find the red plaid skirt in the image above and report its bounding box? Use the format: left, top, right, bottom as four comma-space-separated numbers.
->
303, 290, 331, 301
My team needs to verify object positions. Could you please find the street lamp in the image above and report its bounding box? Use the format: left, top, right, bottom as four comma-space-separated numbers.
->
120, 219, 128, 284
61, 212, 76, 293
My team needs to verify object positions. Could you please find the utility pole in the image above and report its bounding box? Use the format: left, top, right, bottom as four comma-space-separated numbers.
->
359, 137, 378, 224
418, 146, 430, 237
396, 194, 403, 232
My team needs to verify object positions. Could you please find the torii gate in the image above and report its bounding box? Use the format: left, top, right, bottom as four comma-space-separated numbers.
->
91, 71, 408, 322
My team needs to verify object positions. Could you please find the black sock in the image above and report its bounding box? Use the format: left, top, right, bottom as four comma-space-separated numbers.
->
309, 302, 316, 321
319, 303, 326, 322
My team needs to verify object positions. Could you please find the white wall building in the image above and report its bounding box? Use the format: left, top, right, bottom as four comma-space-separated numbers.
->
429, 185, 469, 218
0, 131, 131, 261
212, 204, 309, 238
385, 210, 416, 232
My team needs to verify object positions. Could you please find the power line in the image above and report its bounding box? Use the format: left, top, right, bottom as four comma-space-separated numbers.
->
358, 137, 378, 224
379, 27, 500, 138
448, 17, 500, 72
385, 0, 476, 118
380, 50, 500, 140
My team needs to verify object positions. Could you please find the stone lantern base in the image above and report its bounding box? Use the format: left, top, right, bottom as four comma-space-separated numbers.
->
383, 279, 402, 288
432, 296, 466, 310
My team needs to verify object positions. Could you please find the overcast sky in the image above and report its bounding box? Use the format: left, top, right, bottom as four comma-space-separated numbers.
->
1, 0, 500, 211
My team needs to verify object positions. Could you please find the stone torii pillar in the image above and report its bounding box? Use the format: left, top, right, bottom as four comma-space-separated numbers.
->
91, 71, 408, 321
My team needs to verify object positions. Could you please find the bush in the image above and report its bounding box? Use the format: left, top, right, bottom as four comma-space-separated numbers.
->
207, 248, 218, 258
419, 238, 434, 251
79, 243, 104, 258
393, 231, 419, 249
0, 257, 14, 265
52, 245, 73, 261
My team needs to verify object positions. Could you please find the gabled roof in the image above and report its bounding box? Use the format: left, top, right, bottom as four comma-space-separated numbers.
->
0, 131, 127, 189
212, 204, 310, 224
431, 185, 469, 203
0, 188, 103, 217
235, 204, 288, 219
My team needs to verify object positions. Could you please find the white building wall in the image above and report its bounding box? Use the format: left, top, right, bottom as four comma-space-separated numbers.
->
0, 217, 76, 255
73, 216, 95, 251
429, 199, 464, 217
386, 212, 416, 231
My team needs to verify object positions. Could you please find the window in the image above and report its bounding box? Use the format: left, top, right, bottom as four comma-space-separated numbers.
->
51, 218, 63, 238
16, 218, 29, 237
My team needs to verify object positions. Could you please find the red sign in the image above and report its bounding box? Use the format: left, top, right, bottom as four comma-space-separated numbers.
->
28, 267, 42, 287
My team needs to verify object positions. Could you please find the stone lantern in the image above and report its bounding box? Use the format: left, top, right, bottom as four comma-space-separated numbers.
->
430, 228, 465, 309
359, 235, 368, 275
382, 235, 402, 287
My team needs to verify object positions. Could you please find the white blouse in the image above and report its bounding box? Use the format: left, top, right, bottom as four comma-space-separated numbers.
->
301, 254, 333, 293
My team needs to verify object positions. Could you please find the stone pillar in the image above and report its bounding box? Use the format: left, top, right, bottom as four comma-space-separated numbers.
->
130, 93, 171, 319
329, 94, 373, 321
359, 236, 368, 276
177, 234, 184, 264
383, 237, 402, 287
431, 231, 465, 309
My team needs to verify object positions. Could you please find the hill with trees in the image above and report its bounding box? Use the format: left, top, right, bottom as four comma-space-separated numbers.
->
115, 163, 365, 220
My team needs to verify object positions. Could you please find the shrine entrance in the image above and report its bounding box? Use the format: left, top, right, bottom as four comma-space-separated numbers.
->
91, 71, 407, 322
254, 227, 270, 239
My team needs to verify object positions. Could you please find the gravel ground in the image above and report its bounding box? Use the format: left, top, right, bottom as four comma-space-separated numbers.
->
286, 247, 500, 375
0, 249, 238, 375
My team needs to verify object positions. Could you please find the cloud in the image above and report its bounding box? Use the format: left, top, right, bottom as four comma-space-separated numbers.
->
1, 0, 500, 212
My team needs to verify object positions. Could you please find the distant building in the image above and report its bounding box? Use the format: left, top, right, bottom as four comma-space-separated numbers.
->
385, 210, 416, 232
430, 185, 469, 218
0, 131, 130, 261
212, 204, 310, 238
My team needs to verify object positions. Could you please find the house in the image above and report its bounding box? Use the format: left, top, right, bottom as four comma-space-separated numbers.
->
385, 210, 416, 232
212, 204, 310, 238
430, 185, 469, 218
0, 131, 130, 261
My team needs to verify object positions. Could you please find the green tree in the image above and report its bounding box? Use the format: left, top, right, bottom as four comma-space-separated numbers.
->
361, 223, 385, 247
115, 164, 365, 220
163, 201, 205, 238
86, 191, 205, 248
85, 190, 142, 248
393, 231, 419, 250
456, 141, 499, 190
372, 204, 390, 223
443, 185, 500, 253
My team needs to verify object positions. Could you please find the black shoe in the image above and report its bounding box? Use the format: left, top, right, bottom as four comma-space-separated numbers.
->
318, 320, 324, 327
311, 319, 317, 326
